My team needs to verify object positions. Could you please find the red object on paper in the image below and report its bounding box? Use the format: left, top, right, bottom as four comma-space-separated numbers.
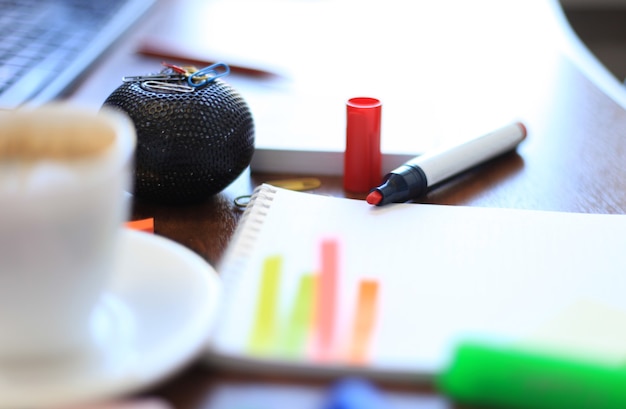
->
344, 97, 382, 193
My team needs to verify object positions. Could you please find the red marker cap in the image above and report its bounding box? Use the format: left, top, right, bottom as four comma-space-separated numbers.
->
344, 97, 382, 193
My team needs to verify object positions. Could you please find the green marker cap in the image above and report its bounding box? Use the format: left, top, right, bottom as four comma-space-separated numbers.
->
438, 341, 626, 409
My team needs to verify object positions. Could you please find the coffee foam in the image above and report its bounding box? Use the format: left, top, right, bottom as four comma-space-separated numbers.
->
0, 105, 135, 194
0, 106, 115, 160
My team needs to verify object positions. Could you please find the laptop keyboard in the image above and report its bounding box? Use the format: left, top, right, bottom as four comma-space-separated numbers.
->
0, 0, 156, 109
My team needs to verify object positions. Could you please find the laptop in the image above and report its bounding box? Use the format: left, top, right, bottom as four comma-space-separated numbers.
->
0, 0, 156, 110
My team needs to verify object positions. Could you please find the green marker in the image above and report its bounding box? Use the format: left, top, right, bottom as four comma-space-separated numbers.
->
438, 341, 626, 409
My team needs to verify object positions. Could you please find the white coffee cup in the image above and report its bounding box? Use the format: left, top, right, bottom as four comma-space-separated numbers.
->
0, 104, 136, 362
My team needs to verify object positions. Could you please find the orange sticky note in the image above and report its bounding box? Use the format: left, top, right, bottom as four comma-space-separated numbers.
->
125, 218, 154, 233
348, 279, 379, 364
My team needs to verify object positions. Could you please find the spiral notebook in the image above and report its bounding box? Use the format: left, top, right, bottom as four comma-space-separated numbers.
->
204, 184, 626, 382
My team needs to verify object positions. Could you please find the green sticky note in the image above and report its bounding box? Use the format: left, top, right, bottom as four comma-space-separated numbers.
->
280, 273, 316, 358
249, 255, 282, 355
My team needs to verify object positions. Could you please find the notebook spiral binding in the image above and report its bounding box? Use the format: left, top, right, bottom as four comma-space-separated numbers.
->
210, 184, 278, 340
239, 184, 277, 229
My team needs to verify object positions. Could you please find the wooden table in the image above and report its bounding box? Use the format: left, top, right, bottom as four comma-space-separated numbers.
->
66, 0, 626, 407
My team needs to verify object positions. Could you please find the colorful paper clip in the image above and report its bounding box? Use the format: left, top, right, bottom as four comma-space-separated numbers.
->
122, 62, 231, 94
187, 62, 230, 87
161, 62, 188, 74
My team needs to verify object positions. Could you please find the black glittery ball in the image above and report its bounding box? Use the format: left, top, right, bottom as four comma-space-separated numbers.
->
102, 79, 254, 204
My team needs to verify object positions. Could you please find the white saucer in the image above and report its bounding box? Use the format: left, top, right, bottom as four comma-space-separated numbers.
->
0, 229, 221, 409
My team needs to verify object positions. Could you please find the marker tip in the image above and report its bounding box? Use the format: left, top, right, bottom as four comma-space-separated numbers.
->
366, 190, 382, 205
